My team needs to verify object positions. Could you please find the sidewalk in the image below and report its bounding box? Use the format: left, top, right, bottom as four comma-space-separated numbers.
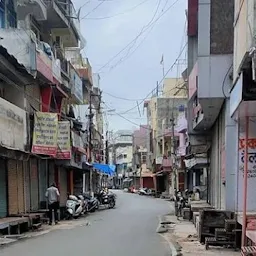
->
0, 217, 90, 247
162, 214, 240, 256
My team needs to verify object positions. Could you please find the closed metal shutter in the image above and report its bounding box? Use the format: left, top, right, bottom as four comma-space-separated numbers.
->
8, 160, 18, 215
30, 158, 39, 211
17, 161, 25, 213
48, 162, 55, 186
0, 159, 7, 217
39, 160, 47, 209
24, 161, 31, 213
59, 169, 67, 206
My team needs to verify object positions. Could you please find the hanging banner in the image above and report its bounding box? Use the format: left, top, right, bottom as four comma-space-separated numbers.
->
31, 112, 58, 156
56, 121, 71, 159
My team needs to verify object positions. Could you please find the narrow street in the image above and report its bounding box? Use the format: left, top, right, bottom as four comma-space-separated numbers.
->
0, 191, 172, 256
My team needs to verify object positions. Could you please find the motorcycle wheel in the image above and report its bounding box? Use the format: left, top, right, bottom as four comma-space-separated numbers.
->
109, 199, 115, 209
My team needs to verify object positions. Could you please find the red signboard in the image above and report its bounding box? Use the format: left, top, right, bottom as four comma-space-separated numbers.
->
32, 145, 57, 156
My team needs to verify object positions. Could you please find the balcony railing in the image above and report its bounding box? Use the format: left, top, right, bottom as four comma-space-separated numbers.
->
162, 157, 172, 168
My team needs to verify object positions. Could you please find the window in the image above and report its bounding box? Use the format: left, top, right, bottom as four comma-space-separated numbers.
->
0, 0, 5, 28
7, 0, 17, 28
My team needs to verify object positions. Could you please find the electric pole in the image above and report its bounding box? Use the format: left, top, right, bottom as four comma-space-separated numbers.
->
105, 130, 109, 164
89, 90, 93, 196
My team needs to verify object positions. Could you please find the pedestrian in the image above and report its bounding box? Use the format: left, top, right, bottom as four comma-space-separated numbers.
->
45, 182, 60, 225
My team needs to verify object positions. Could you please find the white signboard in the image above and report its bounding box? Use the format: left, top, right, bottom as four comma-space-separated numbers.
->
238, 119, 256, 211
0, 97, 26, 151
70, 66, 83, 104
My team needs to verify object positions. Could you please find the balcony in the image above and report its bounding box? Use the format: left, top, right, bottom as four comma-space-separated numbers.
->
17, 0, 47, 21
71, 131, 86, 155
39, 0, 80, 47
188, 56, 232, 131
0, 29, 36, 76
162, 157, 172, 168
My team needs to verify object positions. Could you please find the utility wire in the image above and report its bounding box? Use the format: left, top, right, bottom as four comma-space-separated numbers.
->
83, 0, 151, 20
118, 42, 187, 115
80, 0, 106, 20
96, 0, 181, 73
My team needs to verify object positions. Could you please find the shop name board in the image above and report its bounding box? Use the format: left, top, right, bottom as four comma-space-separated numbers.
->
56, 121, 71, 159
0, 97, 26, 151
32, 112, 58, 156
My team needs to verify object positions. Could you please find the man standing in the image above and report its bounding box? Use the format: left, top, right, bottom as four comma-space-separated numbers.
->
45, 182, 60, 225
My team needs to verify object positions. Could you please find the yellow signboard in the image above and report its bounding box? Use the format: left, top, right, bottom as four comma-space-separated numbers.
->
32, 112, 58, 156
56, 121, 71, 159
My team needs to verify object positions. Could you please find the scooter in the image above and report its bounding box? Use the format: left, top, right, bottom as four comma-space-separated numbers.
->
66, 195, 83, 219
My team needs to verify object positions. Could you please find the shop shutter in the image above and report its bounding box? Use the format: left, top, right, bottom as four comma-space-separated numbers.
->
39, 160, 47, 209
24, 161, 31, 213
30, 158, 39, 211
0, 159, 7, 217
17, 160, 25, 213
73, 171, 83, 195
143, 177, 154, 189
8, 160, 18, 215
48, 161, 55, 186
59, 168, 67, 206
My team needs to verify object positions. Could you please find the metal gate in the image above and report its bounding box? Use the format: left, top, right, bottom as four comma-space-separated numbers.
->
8, 160, 18, 215
0, 159, 7, 217
59, 168, 67, 207
39, 160, 47, 209
30, 158, 39, 211
24, 161, 31, 213
17, 161, 25, 213
73, 171, 83, 195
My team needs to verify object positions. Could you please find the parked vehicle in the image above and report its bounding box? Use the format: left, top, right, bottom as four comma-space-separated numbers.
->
138, 187, 153, 196
95, 189, 116, 208
83, 193, 99, 212
66, 195, 84, 219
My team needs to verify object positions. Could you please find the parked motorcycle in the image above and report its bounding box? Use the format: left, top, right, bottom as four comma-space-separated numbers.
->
95, 189, 116, 209
66, 195, 84, 219
83, 193, 99, 212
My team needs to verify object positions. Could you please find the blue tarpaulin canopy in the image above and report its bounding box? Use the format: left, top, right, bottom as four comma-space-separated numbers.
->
93, 163, 116, 176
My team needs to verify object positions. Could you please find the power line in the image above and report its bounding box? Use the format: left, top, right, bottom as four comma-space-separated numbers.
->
103, 91, 146, 101
118, 42, 187, 115
96, 0, 181, 73
83, 0, 151, 20
80, 0, 106, 20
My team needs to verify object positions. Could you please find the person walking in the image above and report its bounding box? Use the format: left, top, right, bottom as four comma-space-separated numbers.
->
45, 183, 60, 225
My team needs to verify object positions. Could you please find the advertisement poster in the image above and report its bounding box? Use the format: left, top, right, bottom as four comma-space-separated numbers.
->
237, 118, 256, 211
56, 121, 71, 159
31, 112, 58, 156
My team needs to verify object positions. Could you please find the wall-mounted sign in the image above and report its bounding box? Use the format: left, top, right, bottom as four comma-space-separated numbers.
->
56, 121, 71, 159
237, 119, 256, 211
32, 112, 58, 156
70, 66, 83, 104
0, 97, 26, 151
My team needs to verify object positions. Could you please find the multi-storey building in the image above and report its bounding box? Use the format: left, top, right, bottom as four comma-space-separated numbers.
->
0, 0, 103, 221
144, 77, 187, 195
186, 0, 234, 208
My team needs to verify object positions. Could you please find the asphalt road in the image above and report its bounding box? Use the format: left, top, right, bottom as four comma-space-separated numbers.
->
0, 191, 173, 256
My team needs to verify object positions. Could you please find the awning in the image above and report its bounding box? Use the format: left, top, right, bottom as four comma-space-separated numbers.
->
93, 163, 116, 176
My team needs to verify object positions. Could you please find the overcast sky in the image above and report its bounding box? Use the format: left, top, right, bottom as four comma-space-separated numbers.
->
72, 0, 186, 132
